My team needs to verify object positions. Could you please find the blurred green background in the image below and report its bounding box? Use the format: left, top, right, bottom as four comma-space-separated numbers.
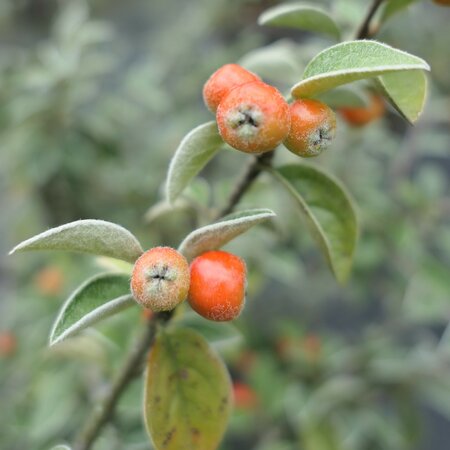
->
1, 0, 449, 449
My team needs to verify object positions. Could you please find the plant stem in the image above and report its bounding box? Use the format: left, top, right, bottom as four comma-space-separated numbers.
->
356, 0, 386, 39
72, 1, 385, 445
72, 311, 173, 450
214, 151, 275, 220
71, 150, 275, 449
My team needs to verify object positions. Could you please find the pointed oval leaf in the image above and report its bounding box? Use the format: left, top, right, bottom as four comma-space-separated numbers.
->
270, 165, 358, 283
50, 273, 135, 345
375, 70, 427, 124
258, 3, 341, 40
144, 328, 232, 450
291, 41, 430, 98
9, 219, 143, 263
178, 208, 276, 261
166, 122, 223, 204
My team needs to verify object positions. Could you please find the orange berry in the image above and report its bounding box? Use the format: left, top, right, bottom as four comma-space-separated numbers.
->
202, 64, 260, 113
233, 382, 258, 410
284, 98, 336, 157
0, 332, 17, 357
34, 265, 64, 296
216, 81, 290, 154
339, 94, 385, 127
433, 0, 450, 5
188, 250, 246, 321
131, 247, 190, 312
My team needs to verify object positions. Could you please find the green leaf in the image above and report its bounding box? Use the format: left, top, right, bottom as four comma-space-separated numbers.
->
51, 446, 71, 450
50, 273, 135, 345
9, 219, 143, 263
291, 41, 430, 98
315, 86, 370, 108
144, 328, 232, 450
375, 70, 427, 124
239, 41, 302, 85
178, 208, 276, 261
173, 311, 242, 349
258, 3, 341, 40
269, 165, 358, 283
166, 122, 223, 204
380, 0, 419, 24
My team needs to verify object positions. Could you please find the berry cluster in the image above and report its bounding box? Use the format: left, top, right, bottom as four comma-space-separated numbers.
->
131, 247, 246, 322
203, 63, 337, 158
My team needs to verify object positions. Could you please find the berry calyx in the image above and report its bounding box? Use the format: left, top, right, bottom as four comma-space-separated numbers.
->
202, 64, 260, 113
283, 98, 336, 158
339, 94, 385, 127
216, 81, 290, 154
131, 247, 190, 312
188, 250, 247, 321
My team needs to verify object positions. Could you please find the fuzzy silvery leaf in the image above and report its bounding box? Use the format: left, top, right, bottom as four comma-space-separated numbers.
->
166, 122, 223, 204
258, 3, 341, 40
291, 41, 430, 98
50, 273, 135, 345
178, 208, 276, 261
9, 219, 143, 263
271, 165, 358, 284
376, 70, 427, 124
144, 328, 232, 450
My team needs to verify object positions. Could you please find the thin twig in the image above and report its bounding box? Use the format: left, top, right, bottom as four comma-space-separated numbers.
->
356, 0, 386, 39
214, 151, 275, 220
71, 1, 386, 445
73, 311, 173, 450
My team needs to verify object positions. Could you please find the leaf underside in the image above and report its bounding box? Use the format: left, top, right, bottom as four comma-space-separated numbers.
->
272, 164, 358, 283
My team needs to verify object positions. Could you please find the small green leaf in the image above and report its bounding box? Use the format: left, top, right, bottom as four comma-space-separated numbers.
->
291, 41, 430, 98
376, 70, 427, 124
51, 446, 71, 450
380, 0, 419, 24
166, 122, 223, 204
173, 311, 242, 349
9, 219, 143, 263
258, 3, 341, 40
316, 86, 370, 108
239, 41, 302, 85
178, 208, 276, 261
144, 328, 232, 450
50, 273, 135, 345
269, 165, 358, 283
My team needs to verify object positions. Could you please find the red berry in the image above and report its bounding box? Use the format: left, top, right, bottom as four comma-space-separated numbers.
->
216, 81, 290, 154
339, 94, 385, 127
188, 250, 246, 321
131, 247, 190, 312
203, 64, 260, 113
284, 99, 336, 158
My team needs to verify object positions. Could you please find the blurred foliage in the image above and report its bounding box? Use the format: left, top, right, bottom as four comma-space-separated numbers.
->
0, 0, 449, 449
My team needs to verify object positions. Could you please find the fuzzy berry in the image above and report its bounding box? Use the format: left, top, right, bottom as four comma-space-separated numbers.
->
202, 64, 260, 113
339, 94, 385, 127
283, 98, 336, 158
131, 247, 190, 312
188, 250, 246, 321
216, 81, 290, 154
